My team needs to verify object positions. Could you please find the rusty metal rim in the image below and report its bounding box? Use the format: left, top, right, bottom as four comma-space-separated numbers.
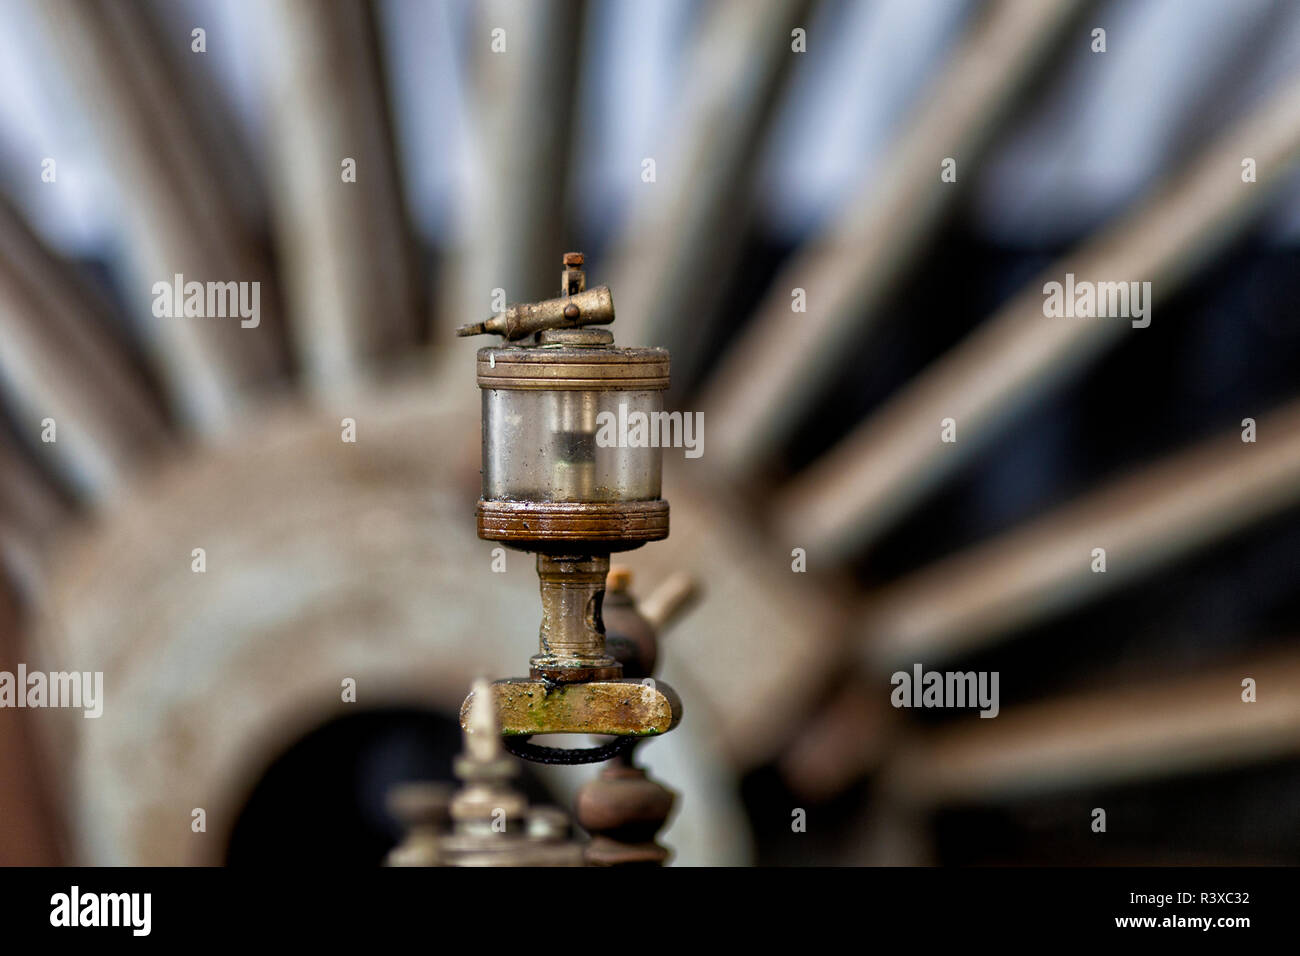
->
476, 499, 669, 547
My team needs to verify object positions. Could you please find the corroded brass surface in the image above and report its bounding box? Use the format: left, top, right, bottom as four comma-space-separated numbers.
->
460, 678, 682, 736
536, 327, 615, 346
456, 285, 615, 341
531, 554, 621, 681
476, 499, 669, 550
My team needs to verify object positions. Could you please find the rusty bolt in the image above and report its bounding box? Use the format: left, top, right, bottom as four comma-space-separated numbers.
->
563, 251, 584, 267
563, 303, 580, 320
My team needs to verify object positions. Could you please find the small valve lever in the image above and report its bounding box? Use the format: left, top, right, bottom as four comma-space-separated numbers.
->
454, 285, 614, 341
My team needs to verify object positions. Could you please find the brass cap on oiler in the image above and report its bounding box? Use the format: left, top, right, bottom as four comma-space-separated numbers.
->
457, 253, 681, 728
475, 345, 670, 391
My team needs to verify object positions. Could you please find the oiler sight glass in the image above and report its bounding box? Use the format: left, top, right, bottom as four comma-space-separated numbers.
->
456, 253, 681, 763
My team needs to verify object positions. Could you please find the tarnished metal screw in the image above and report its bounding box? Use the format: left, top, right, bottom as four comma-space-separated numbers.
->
562, 251, 586, 296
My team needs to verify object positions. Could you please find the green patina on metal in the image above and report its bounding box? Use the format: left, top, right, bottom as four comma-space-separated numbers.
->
461, 678, 679, 737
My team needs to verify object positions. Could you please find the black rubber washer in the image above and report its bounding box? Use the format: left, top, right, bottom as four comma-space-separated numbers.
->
502, 735, 637, 766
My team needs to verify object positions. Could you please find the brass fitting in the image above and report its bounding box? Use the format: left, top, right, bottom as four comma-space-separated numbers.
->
455, 285, 614, 341
456, 252, 683, 747
532, 554, 621, 682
